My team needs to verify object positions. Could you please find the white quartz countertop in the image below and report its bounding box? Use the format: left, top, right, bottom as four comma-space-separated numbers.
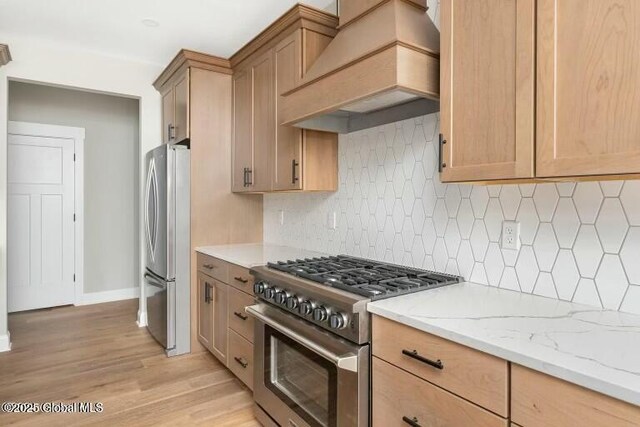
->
195, 243, 327, 269
367, 282, 640, 406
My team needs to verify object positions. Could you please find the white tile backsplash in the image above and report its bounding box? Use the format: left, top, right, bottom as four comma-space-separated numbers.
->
264, 113, 640, 315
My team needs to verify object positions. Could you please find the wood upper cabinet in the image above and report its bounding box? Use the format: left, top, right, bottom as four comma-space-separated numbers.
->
274, 31, 303, 191
231, 6, 339, 193
536, 0, 640, 177
440, 0, 535, 182
232, 67, 254, 192
161, 69, 190, 144
251, 49, 275, 192
441, 0, 640, 182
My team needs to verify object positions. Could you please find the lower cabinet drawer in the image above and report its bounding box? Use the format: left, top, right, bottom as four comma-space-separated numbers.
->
228, 263, 254, 293
511, 364, 640, 427
197, 253, 229, 283
373, 315, 509, 416
373, 357, 508, 427
228, 286, 255, 343
228, 329, 254, 390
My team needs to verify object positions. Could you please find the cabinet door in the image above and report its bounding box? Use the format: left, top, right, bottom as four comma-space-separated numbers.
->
161, 86, 174, 144
537, 0, 640, 177
232, 68, 253, 192
173, 70, 189, 143
197, 272, 213, 351
440, 0, 535, 182
251, 49, 275, 192
211, 279, 228, 365
274, 31, 303, 191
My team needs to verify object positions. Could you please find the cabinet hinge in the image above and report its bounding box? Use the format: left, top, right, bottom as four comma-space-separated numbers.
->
73, 274, 76, 282
73, 153, 76, 161
73, 213, 76, 222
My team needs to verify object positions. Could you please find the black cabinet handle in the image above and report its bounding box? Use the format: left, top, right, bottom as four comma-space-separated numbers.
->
438, 133, 447, 172
234, 311, 248, 321
247, 168, 253, 186
234, 276, 249, 284
242, 167, 248, 187
168, 124, 176, 141
234, 356, 248, 368
402, 416, 422, 427
204, 282, 211, 304
402, 349, 444, 370
291, 159, 299, 184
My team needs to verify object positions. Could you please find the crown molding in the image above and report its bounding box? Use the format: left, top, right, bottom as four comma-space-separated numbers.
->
153, 49, 232, 90
0, 44, 11, 67
229, 4, 338, 69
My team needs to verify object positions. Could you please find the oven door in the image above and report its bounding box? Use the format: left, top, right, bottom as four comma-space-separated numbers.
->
247, 303, 369, 427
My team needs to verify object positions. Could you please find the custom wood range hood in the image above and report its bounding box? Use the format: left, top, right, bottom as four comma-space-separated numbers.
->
280, 0, 440, 134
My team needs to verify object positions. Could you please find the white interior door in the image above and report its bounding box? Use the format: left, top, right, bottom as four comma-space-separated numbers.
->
8, 129, 76, 312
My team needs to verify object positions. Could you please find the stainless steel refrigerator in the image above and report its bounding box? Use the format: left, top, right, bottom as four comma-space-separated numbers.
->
144, 144, 190, 356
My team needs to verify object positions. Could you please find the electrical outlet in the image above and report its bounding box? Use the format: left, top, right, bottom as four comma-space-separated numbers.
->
278, 210, 284, 226
327, 211, 337, 230
501, 220, 521, 250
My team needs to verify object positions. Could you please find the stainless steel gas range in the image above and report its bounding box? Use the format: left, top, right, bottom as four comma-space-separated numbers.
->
246, 255, 462, 427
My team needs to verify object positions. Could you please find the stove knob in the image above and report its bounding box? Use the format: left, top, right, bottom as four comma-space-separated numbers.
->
274, 290, 288, 306
329, 313, 347, 330
253, 281, 266, 295
299, 300, 314, 316
263, 287, 276, 300
286, 296, 299, 310
313, 306, 328, 322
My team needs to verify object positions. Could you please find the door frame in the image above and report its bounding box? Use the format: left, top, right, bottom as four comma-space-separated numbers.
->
7, 121, 85, 306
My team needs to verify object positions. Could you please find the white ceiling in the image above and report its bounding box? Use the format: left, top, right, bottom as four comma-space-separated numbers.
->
0, 0, 337, 65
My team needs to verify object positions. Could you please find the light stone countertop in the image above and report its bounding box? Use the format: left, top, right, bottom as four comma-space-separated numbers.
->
195, 243, 327, 269
367, 282, 640, 406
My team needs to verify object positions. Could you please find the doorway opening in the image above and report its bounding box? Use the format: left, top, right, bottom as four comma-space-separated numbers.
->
7, 81, 141, 312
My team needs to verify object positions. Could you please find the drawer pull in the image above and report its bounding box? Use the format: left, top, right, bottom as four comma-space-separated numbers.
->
402, 349, 444, 370
234, 311, 248, 321
234, 356, 249, 368
203, 263, 215, 270
402, 416, 422, 427
234, 276, 249, 284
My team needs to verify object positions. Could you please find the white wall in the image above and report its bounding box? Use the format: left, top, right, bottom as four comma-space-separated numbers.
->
0, 37, 163, 350
8, 81, 140, 294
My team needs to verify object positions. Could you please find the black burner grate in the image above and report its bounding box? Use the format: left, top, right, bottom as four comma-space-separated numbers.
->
267, 255, 462, 300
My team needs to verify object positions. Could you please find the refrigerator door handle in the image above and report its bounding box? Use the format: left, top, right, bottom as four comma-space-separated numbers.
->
145, 159, 159, 261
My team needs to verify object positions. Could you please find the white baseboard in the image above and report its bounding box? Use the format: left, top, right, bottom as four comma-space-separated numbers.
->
79, 287, 139, 306
136, 310, 148, 327
0, 332, 12, 352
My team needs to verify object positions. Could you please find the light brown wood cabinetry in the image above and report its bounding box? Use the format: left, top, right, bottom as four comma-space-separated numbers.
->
228, 329, 254, 390
373, 315, 640, 426
511, 364, 640, 427
154, 50, 263, 353
210, 278, 228, 364
373, 315, 509, 417
161, 69, 190, 144
251, 49, 275, 192
441, 0, 640, 183
232, 67, 254, 192
197, 271, 213, 352
195, 252, 255, 390
536, 0, 640, 178
231, 5, 339, 193
228, 286, 254, 342
440, 0, 535, 182
373, 357, 508, 427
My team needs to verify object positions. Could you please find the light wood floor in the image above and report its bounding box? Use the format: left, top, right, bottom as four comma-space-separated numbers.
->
0, 299, 259, 426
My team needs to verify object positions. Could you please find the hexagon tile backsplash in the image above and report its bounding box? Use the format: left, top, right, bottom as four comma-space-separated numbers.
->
264, 113, 640, 314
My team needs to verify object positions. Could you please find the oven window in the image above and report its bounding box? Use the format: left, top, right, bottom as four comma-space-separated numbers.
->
265, 325, 338, 427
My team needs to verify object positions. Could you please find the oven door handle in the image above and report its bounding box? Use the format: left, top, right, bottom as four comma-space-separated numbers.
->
246, 305, 359, 373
